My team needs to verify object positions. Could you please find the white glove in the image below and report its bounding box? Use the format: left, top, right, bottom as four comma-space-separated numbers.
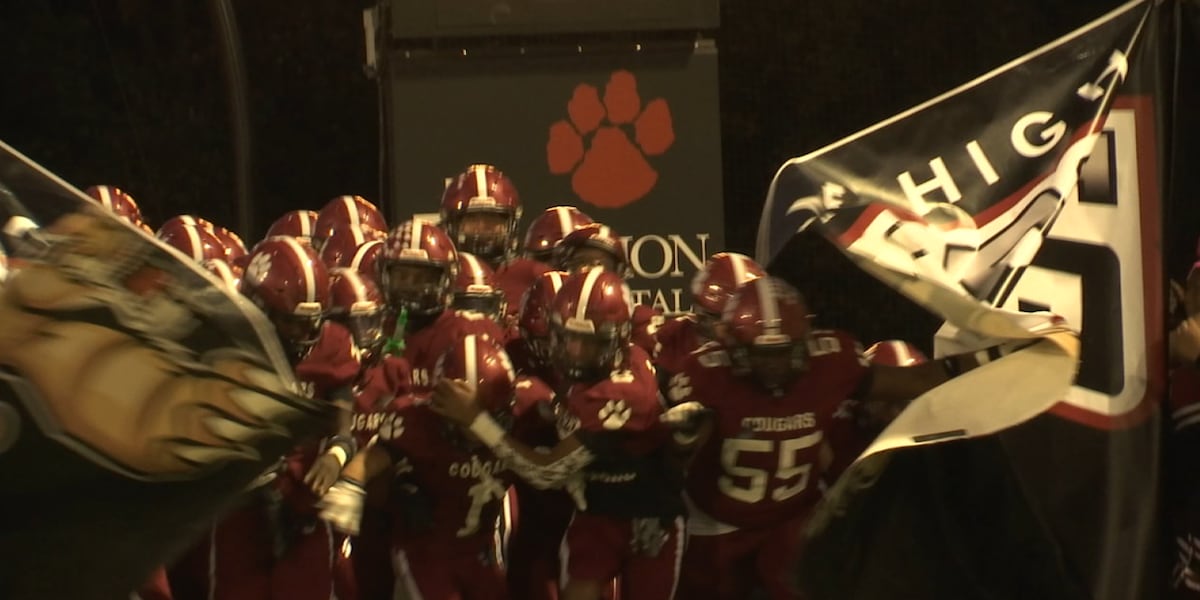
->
318, 478, 366, 535
660, 401, 710, 428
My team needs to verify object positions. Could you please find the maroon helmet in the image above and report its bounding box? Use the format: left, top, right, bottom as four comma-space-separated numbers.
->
554, 223, 629, 277
381, 219, 458, 317
329, 267, 386, 355
319, 225, 373, 270
550, 268, 634, 381
240, 236, 331, 360
203, 258, 243, 291
156, 221, 228, 263
439, 164, 521, 264
518, 270, 568, 368
266, 210, 319, 241
314, 195, 387, 249
451, 252, 506, 321
523, 206, 593, 263
721, 276, 812, 391
865, 340, 928, 367
434, 334, 516, 416
84, 185, 144, 227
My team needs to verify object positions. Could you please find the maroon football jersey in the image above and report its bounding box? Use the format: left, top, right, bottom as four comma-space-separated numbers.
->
651, 314, 705, 376
277, 321, 363, 515
375, 395, 511, 552
557, 345, 684, 519
293, 320, 361, 399
402, 309, 505, 393
673, 330, 869, 530
630, 304, 665, 358
495, 257, 551, 319
348, 354, 412, 446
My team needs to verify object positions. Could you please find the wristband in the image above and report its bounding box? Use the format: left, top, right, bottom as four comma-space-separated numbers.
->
468, 412, 506, 448
326, 446, 348, 468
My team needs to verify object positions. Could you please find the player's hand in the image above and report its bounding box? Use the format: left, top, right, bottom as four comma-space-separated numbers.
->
1171, 316, 1200, 367
430, 378, 482, 426
304, 453, 343, 496
660, 401, 711, 429
318, 478, 366, 535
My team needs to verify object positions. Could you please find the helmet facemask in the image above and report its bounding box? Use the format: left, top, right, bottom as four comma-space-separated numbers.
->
550, 316, 627, 383
381, 261, 450, 317
268, 303, 325, 363
727, 333, 810, 395
451, 286, 507, 322
332, 301, 385, 358
448, 211, 515, 265
562, 246, 621, 276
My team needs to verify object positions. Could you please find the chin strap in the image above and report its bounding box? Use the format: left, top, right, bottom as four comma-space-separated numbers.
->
381, 307, 408, 356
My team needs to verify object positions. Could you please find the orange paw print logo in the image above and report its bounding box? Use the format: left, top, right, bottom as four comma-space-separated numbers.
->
546, 70, 675, 209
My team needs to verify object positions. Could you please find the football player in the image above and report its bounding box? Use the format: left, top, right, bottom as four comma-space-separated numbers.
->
432, 268, 684, 600
198, 236, 360, 600
378, 219, 504, 393
323, 334, 519, 600
652, 252, 765, 376
668, 276, 1063, 599
554, 223, 663, 358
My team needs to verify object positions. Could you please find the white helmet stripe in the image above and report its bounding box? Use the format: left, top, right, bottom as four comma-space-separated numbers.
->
280, 236, 318, 304
474, 165, 489, 201
184, 225, 203, 261
892, 342, 913, 365
350, 240, 381, 271
548, 270, 564, 293
97, 187, 115, 210
410, 220, 422, 250
465, 334, 478, 386
756, 277, 781, 335
343, 197, 361, 231
341, 268, 370, 303
576, 267, 603, 322
464, 253, 485, 285
554, 206, 572, 237
299, 213, 312, 237
730, 253, 750, 285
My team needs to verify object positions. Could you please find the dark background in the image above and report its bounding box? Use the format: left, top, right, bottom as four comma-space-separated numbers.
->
0, 0, 1146, 344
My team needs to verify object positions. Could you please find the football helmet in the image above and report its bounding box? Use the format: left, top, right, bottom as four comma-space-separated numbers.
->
550, 268, 633, 382
721, 276, 812, 391
159, 214, 213, 233
266, 209, 319, 240
522, 205, 594, 263
347, 239, 384, 284
451, 252, 506, 321
319, 225, 376, 269
380, 219, 457, 317
213, 226, 248, 262
554, 223, 629, 277
156, 221, 228, 263
314, 195, 387, 249
439, 164, 521, 264
84, 185, 144, 227
239, 236, 330, 361
434, 333, 516, 417
329, 267, 386, 357
864, 340, 928, 367
692, 252, 766, 340
518, 270, 568, 369
203, 258, 243, 291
